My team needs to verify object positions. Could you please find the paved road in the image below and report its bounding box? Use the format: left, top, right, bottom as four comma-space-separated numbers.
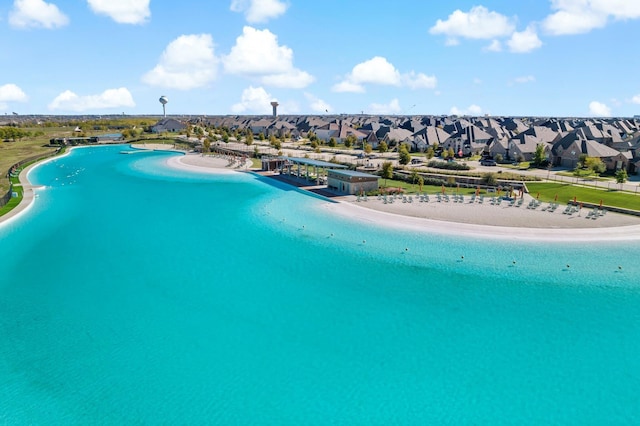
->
219, 140, 640, 193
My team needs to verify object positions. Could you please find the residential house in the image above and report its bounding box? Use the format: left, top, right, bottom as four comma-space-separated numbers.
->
151, 118, 187, 133
551, 129, 628, 170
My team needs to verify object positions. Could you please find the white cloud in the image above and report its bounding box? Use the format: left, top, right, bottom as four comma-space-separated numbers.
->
48, 88, 135, 112
402, 71, 437, 90
9, 0, 69, 29
0, 84, 28, 103
231, 86, 274, 114
142, 34, 219, 90
430, 6, 515, 40
260, 69, 314, 89
305, 93, 332, 113
542, 0, 640, 35
588, 101, 611, 117
514, 75, 536, 84
331, 81, 365, 93
351, 56, 401, 86
473, 78, 483, 85
507, 25, 543, 53
332, 57, 436, 93
484, 39, 502, 52
87, 0, 150, 25
223, 26, 313, 89
631, 94, 640, 104
450, 104, 483, 116
230, 0, 288, 23
369, 99, 402, 115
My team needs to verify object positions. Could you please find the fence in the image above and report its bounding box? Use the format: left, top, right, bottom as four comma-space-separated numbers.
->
545, 173, 639, 194
394, 169, 528, 192
0, 147, 63, 208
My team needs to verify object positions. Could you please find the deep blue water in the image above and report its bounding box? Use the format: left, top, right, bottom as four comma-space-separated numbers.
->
1, 145, 639, 424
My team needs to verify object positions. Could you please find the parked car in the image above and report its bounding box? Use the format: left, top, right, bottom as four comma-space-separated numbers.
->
480, 158, 497, 166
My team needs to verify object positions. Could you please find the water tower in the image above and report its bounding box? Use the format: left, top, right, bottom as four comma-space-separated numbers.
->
270, 101, 279, 117
159, 96, 168, 117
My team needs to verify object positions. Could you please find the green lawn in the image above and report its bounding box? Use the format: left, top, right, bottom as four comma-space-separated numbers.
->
527, 182, 640, 210
0, 185, 23, 216
379, 178, 497, 196
0, 138, 58, 193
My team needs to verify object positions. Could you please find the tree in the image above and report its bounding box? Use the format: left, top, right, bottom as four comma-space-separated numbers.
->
381, 161, 394, 187
378, 141, 388, 153
203, 138, 211, 153
328, 137, 337, 147
418, 176, 424, 192
447, 147, 455, 159
398, 144, 411, 165
245, 130, 254, 146
364, 143, 372, 154
426, 147, 435, 159
344, 134, 356, 148
615, 169, 628, 189
258, 132, 265, 141
410, 170, 419, 189
578, 153, 588, 169
495, 153, 504, 163
482, 172, 497, 186
585, 157, 605, 176
533, 143, 546, 166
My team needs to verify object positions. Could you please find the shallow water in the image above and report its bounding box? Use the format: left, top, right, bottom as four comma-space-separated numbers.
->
1, 145, 639, 424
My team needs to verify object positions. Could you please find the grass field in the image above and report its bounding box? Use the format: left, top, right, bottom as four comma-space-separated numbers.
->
527, 182, 640, 210
0, 138, 59, 193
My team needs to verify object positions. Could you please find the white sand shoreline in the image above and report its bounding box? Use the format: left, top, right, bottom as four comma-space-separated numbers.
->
4, 145, 640, 242
160, 152, 640, 242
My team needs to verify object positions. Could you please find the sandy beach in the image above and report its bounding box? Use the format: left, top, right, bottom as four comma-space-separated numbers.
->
4, 146, 640, 241
158, 153, 640, 241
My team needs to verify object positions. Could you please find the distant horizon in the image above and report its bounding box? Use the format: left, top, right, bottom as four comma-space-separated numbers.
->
3, 113, 640, 121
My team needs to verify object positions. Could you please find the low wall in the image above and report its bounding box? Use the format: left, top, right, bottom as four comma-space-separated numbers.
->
570, 201, 640, 217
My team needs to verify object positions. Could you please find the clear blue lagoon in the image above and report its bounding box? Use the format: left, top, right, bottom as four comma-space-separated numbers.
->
1, 145, 639, 424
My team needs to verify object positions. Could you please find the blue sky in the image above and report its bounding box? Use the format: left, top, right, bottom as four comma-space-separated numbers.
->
1, 0, 639, 117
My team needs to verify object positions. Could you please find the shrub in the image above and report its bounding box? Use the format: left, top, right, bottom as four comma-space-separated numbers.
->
426, 160, 471, 171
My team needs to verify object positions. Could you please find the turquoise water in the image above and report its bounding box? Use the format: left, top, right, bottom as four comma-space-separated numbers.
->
1, 145, 639, 424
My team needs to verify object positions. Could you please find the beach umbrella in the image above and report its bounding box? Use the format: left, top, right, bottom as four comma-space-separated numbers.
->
536, 192, 540, 199
475, 186, 480, 196
441, 184, 445, 194
573, 196, 577, 204
599, 199, 603, 208
554, 194, 558, 201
